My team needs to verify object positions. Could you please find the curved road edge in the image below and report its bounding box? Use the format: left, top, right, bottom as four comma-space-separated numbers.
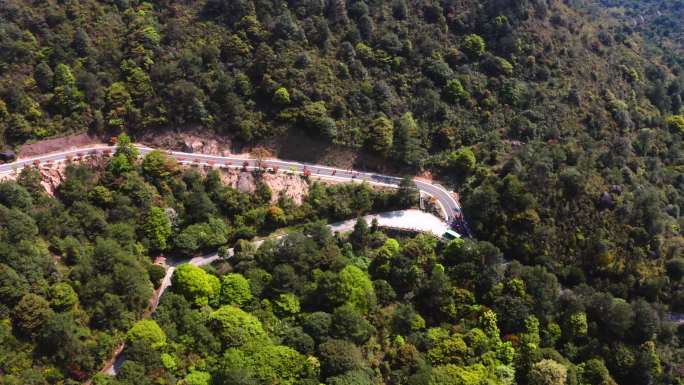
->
0, 144, 466, 227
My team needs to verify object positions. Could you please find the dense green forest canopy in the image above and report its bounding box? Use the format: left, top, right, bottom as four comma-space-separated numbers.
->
95, 224, 675, 385
2, 0, 684, 383
0, 138, 414, 383
1, 0, 684, 269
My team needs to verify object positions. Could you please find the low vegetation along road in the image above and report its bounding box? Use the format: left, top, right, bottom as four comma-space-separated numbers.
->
0, 144, 465, 223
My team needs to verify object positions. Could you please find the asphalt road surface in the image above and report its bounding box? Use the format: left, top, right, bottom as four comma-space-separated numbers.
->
0, 144, 465, 224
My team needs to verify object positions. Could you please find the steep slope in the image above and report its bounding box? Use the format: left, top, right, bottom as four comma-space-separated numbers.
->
0, 0, 678, 151
1, 1, 684, 382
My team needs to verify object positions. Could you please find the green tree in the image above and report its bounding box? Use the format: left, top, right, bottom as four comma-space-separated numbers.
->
118, 361, 150, 385
220, 273, 252, 306
127, 319, 167, 349
331, 303, 375, 344
273, 87, 291, 105
424, 59, 454, 85
143, 206, 172, 252
339, 265, 376, 313
171, 264, 220, 306
558, 168, 585, 197
115, 133, 139, 161
142, 150, 178, 182
0, 263, 28, 308
391, 304, 426, 335
0, 205, 39, 243
13, 294, 54, 336
564, 312, 588, 340
265, 205, 286, 229
396, 176, 419, 208
318, 339, 365, 377
580, 359, 615, 385
38, 313, 91, 370
48, 282, 78, 311
394, 112, 427, 167
449, 148, 476, 176
350, 217, 370, 251
462, 34, 486, 58
52, 63, 84, 114
175, 217, 229, 253
303, 311, 332, 342
208, 305, 269, 347
221, 343, 315, 385
282, 326, 314, 355
666, 115, 684, 133
34, 62, 53, 92
184, 371, 211, 385
5, 113, 32, 142
126, 66, 153, 102
90, 185, 114, 206
429, 363, 489, 385
327, 370, 374, 385
107, 154, 133, 176
529, 359, 567, 385
634, 340, 662, 385
0, 181, 33, 210
290, 101, 337, 139
444, 79, 469, 103
369, 114, 394, 156
274, 293, 301, 317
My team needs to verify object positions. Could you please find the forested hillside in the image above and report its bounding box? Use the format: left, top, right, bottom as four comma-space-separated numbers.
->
2, 0, 684, 383
98, 225, 674, 385
0, 138, 413, 383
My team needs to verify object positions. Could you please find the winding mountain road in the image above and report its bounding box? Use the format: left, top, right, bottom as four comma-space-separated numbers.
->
0, 144, 466, 224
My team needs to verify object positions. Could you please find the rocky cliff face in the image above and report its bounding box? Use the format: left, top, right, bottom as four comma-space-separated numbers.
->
3, 156, 312, 204
140, 130, 234, 156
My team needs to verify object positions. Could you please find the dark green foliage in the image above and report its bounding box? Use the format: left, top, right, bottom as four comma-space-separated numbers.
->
350, 217, 370, 251
282, 326, 315, 355
327, 370, 374, 385
38, 313, 94, 372
1, 152, 400, 380
330, 304, 376, 344
13, 293, 53, 338
0, 263, 28, 309
303, 312, 333, 343
0, 0, 684, 383
32, 219, 673, 385
0, 181, 33, 210
318, 339, 365, 378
